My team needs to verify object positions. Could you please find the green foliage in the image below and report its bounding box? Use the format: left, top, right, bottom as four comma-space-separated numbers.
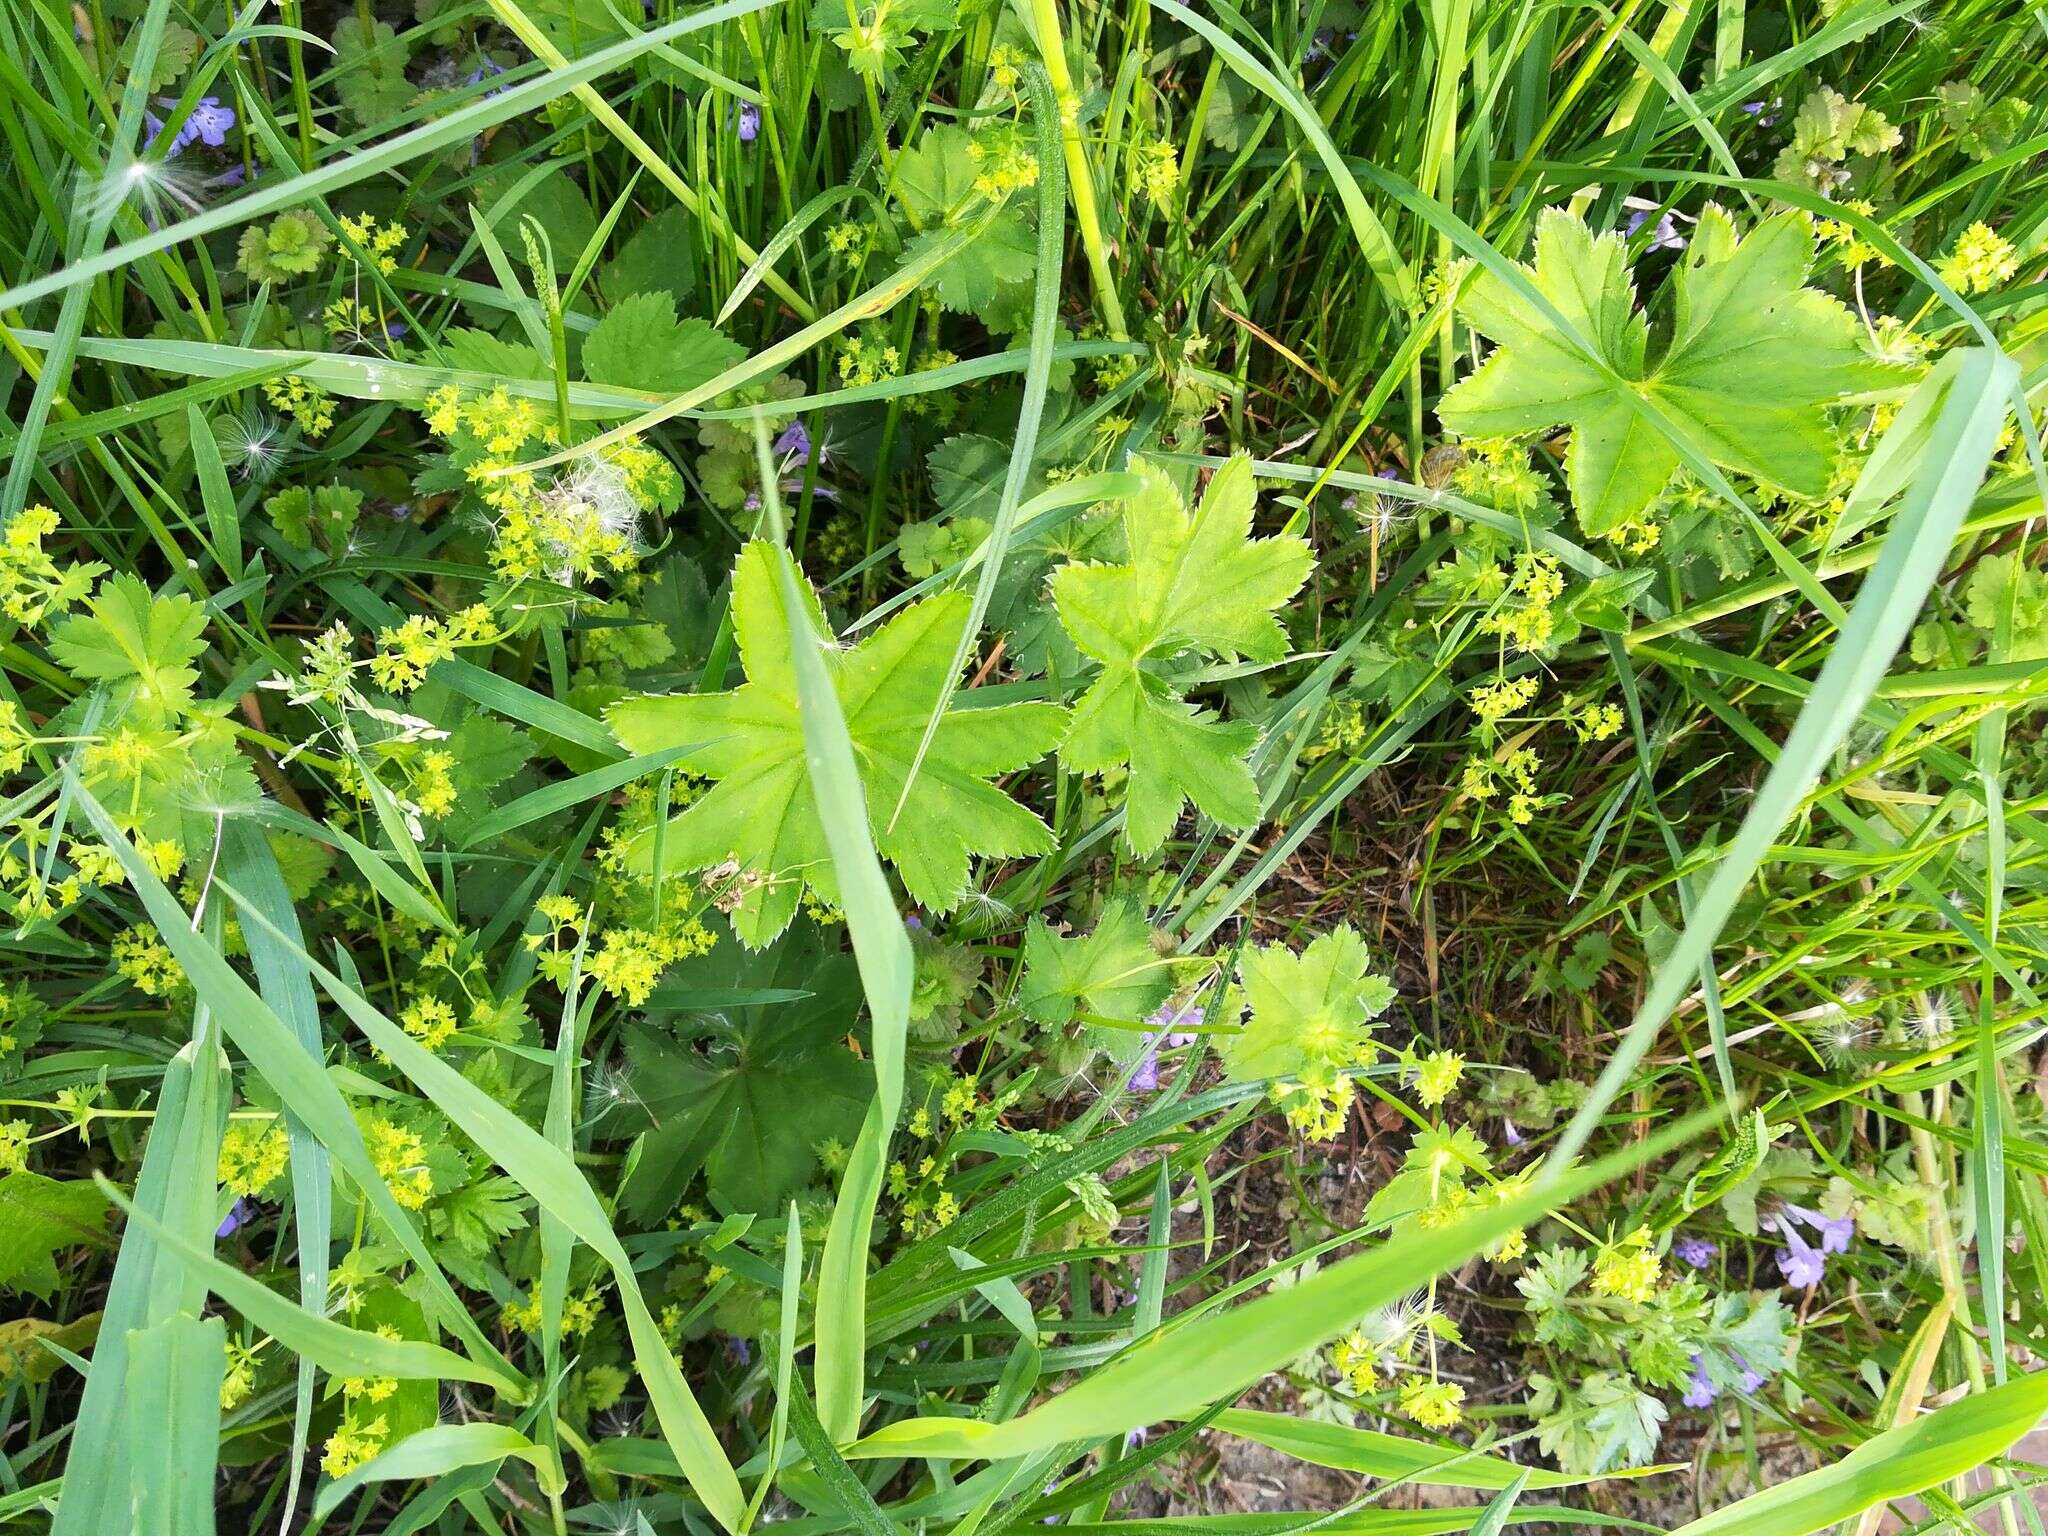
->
891, 125, 1036, 315
1440, 207, 1897, 536
1051, 456, 1311, 851
609, 541, 1065, 944
264, 482, 365, 552
620, 923, 870, 1217
235, 209, 332, 283
49, 574, 210, 716
3, 1, 2044, 1528
1018, 898, 1171, 1028
581, 294, 746, 395
0, 1172, 109, 1297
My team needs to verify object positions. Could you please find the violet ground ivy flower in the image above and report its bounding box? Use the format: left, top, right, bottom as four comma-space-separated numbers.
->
1682, 1354, 1718, 1409
1768, 1203, 1851, 1288
1673, 1234, 1718, 1270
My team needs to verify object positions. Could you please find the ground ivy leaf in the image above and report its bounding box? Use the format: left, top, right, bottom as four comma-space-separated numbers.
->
1018, 899, 1172, 1028
609, 541, 1067, 946
581, 292, 747, 395
1439, 206, 1899, 536
1050, 455, 1312, 853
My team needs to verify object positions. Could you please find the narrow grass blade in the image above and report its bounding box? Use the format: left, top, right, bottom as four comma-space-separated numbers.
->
1550, 348, 2017, 1167
102, 1185, 522, 1393
49, 1044, 213, 1536
744, 422, 914, 1441
123, 1314, 226, 1536
67, 784, 521, 1385
1151, 0, 1413, 311
1210, 1411, 1668, 1489
850, 1111, 1708, 1459
0, 0, 793, 318
1666, 1370, 2048, 1536
219, 820, 331, 1532
312, 1424, 567, 1521
1472, 1472, 1533, 1536
886, 61, 1064, 828
218, 880, 748, 1531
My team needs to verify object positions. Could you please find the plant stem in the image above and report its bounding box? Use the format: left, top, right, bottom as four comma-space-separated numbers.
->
1026, 0, 1128, 338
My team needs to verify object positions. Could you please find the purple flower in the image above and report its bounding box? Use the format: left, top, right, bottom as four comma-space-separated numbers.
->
1737, 1358, 1766, 1394
1682, 1354, 1718, 1409
1740, 97, 1781, 127
736, 103, 761, 143
183, 97, 235, 149
1623, 199, 1686, 252
1129, 1050, 1160, 1093
1788, 1204, 1853, 1254
903, 913, 923, 931
1124, 1426, 1149, 1449
466, 57, 509, 98
1776, 1236, 1825, 1288
774, 418, 812, 464
144, 96, 237, 158
1768, 1203, 1850, 1288
1501, 1117, 1523, 1147
1673, 1235, 1717, 1270
724, 1335, 752, 1366
1148, 1000, 1202, 1046
216, 1199, 252, 1239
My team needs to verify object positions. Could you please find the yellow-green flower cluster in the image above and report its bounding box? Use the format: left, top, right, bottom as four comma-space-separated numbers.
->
838, 334, 902, 387
1, 505, 102, 630
220, 1340, 261, 1409
219, 1118, 289, 1197
399, 993, 459, 1050
338, 213, 408, 275
504, 1283, 604, 1338
1486, 553, 1566, 653
321, 1412, 388, 1479
112, 925, 183, 996
1591, 1226, 1661, 1302
1451, 437, 1546, 515
1469, 674, 1538, 727
0, 1120, 30, 1174
366, 1116, 432, 1209
1459, 746, 1542, 826
526, 895, 719, 1006
1399, 1376, 1466, 1428
371, 604, 496, 694
1574, 699, 1624, 742
1938, 220, 2020, 294
262, 375, 336, 437
966, 129, 1039, 199
1133, 140, 1180, 209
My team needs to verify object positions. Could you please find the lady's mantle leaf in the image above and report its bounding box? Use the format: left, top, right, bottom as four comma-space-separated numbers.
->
1218, 925, 1394, 1086
1050, 456, 1312, 853
581, 293, 746, 395
892, 126, 1035, 315
609, 542, 1066, 946
1439, 207, 1899, 536
1018, 899, 1172, 1027
620, 924, 869, 1218
49, 573, 210, 716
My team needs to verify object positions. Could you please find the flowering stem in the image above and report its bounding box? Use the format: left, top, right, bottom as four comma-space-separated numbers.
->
1025, 0, 1127, 339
